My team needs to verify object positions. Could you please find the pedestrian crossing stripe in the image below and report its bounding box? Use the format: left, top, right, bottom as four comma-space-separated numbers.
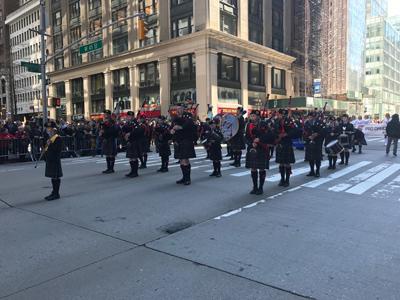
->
302, 161, 373, 188
346, 164, 400, 195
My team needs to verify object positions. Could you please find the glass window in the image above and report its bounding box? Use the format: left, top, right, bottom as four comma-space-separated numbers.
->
171, 15, 193, 38
71, 48, 82, 66
70, 26, 81, 43
272, 68, 285, 90
218, 86, 241, 104
53, 34, 63, 50
90, 74, 105, 95
170, 54, 196, 83
89, 0, 101, 10
54, 56, 64, 71
218, 54, 240, 82
249, 62, 265, 86
113, 68, 130, 89
69, 1, 80, 20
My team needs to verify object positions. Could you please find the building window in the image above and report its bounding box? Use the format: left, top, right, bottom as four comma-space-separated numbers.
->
171, 54, 196, 83
113, 68, 131, 110
89, 0, 101, 11
218, 54, 240, 82
171, 15, 193, 38
53, 10, 62, 33
54, 56, 64, 71
90, 74, 105, 96
272, 0, 283, 52
218, 86, 241, 104
139, 62, 160, 87
53, 34, 63, 50
70, 26, 81, 43
220, 0, 238, 36
171, 0, 192, 6
248, 0, 263, 45
248, 62, 265, 87
71, 78, 83, 101
139, 0, 159, 15
71, 48, 82, 66
113, 35, 128, 54
69, 1, 80, 20
271, 68, 285, 90
55, 82, 66, 98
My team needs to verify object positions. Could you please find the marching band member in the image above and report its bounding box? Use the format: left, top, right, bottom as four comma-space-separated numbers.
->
229, 107, 246, 168
122, 112, 144, 178
339, 114, 355, 166
323, 116, 341, 170
274, 109, 300, 187
101, 110, 120, 174
303, 112, 325, 177
245, 111, 276, 195
172, 106, 197, 186
138, 116, 151, 169
44, 121, 63, 201
206, 118, 224, 178
155, 117, 173, 173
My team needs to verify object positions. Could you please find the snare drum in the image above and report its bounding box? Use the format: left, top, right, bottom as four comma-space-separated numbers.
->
326, 140, 344, 155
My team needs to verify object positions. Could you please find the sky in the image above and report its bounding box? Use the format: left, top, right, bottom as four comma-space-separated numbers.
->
388, 0, 400, 17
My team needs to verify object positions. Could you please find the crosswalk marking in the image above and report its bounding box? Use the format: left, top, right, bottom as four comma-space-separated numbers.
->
346, 164, 400, 195
302, 161, 372, 188
348, 163, 390, 183
328, 183, 352, 192
267, 161, 329, 182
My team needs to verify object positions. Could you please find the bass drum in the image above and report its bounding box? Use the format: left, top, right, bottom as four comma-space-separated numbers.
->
221, 114, 239, 141
326, 140, 344, 155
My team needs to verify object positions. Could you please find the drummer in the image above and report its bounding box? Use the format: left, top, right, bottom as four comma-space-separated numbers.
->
323, 116, 341, 170
339, 114, 355, 166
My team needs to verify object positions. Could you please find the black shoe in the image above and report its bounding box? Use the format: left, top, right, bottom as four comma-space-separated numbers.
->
339, 161, 344, 165
315, 172, 320, 178
255, 188, 264, 195
283, 181, 290, 187
209, 171, 217, 177
139, 164, 147, 169
46, 194, 60, 201
176, 178, 185, 184
44, 193, 54, 200
157, 168, 163, 172
160, 168, 168, 173
394, 153, 397, 157
125, 172, 134, 177
183, 180, 191, 186
328, 166, 332, 170
332, 165, 336, 170
215, 172, 222, 178
345, 162, 348, 166
306, 172, 315, 177
352, 149, 356, 153
278, 180, 285, 187
358, 151, 362, 154
127, 173, 138, 178
250, 188, 258, 195
103, 169, 114, 174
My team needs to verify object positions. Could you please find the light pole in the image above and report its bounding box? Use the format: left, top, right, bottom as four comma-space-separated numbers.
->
40, 0, 47, 126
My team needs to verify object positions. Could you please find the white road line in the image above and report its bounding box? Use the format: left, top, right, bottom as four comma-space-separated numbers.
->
230, 161, 303, 177
302, 161, 372, 188
346, 164, 400, 195
328, 183, 353, 192
348, 163, 390, 183
366, 137, 384, 142
204, 166, 236, 173
267, 161, 329, 182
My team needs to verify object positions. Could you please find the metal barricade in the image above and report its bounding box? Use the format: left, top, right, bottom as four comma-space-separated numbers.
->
0, 138, 33, 163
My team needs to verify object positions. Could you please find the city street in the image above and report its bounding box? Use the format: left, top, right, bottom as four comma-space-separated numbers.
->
1, 138, 400, 299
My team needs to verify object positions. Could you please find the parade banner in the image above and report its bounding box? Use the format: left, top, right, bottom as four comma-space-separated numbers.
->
362, 124, 386, 137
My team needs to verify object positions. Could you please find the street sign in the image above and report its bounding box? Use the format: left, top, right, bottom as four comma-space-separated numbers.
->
313, 79, 322, 98
21, 61, 41, 73
79, 40, 103, 54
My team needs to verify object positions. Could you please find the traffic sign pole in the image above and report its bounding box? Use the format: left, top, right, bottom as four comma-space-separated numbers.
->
40, 0, 48, 127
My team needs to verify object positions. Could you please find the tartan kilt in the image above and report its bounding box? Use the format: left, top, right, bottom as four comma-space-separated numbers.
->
209, 144, 222, 161
275, 144, 295, 164
126, 141, 142, 159
102, 138, 117, 156
245, 149, 270, 170
229, 135, 246, 151
45, 159, 63, 178
174, 140, 196, 159
158, 142, 171, 157
305, 142, 323, 161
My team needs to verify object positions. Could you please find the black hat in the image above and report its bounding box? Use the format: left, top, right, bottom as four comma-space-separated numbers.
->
45, 121, 57, 129
250, 110, 260, 116
104, 110, 112, 115
127, 111, 135, 116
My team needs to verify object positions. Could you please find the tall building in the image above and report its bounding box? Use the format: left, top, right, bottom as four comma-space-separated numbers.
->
364, 0, 400, 118
5, 0, 43, 118
0, 0, 19, 119
45, 0, 296, 121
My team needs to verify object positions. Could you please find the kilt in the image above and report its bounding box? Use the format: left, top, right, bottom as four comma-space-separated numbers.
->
245, 149, 269, 170
102, 138, 117, 156
141, 137, 151, 153
126, 141, 141, 159
45, 159, 63, 178
174, 140, 196, 159
158, 142, 171, 157
275, 144, 295, 164
305, 142, 323, 161
229, 134, 246, 151
209, 144, 222, 161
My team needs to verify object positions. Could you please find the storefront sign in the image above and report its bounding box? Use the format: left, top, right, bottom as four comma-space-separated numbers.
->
362, 124, 386, 137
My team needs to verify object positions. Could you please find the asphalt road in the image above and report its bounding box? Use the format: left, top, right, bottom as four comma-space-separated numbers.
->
1, 137, 400, 300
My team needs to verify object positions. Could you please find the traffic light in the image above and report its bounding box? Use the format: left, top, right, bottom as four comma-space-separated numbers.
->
138, 19, 148, 40
52, 97, 61, 107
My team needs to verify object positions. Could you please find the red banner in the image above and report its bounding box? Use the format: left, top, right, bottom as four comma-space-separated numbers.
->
169, 105, 198, 118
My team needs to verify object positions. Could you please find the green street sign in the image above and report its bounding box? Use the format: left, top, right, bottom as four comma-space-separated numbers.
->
79, 40, 103, 54
21, 61, 41, 73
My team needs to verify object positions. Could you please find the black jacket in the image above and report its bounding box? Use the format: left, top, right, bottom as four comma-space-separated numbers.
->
386, 120, 400, 138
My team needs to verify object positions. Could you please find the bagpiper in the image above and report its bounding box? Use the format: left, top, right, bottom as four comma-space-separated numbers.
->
245, 110, 276, 195
154, 116, 172, 172
138, 116, 151, 169
122, 111, 144, 178
43, 121, 63, 201
101, 110, 120, 174
274, 109, 300, 187
303, 112, 325, 177
229, 107, 246, 167
171, 106, 197, 185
